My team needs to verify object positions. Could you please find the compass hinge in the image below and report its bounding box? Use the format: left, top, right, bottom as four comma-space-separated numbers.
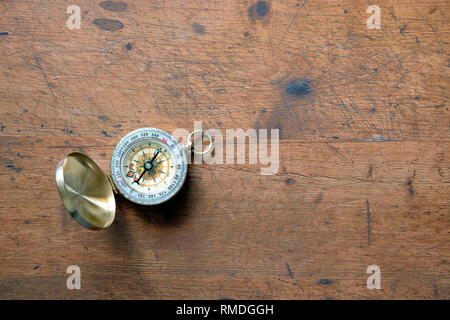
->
106, 172, 118, 194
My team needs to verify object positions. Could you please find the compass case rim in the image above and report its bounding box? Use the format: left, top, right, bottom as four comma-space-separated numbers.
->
110, 127, 188, 206
55, 152, 116, 230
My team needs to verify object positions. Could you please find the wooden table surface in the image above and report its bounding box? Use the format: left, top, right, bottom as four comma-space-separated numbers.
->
0, 0, 448, 299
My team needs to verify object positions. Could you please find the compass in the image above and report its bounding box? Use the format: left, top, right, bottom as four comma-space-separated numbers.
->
55, 128, 212, 230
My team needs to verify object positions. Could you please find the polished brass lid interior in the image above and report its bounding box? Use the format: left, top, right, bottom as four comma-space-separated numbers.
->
56, 152, 115, 229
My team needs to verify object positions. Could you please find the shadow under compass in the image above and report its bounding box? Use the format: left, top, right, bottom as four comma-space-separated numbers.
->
115, 172, 194, 228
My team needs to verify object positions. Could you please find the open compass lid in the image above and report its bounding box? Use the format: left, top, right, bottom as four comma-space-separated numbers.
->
55, 152, 116, 230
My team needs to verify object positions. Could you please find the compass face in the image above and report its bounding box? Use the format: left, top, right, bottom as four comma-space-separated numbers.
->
111, 128, 188, 205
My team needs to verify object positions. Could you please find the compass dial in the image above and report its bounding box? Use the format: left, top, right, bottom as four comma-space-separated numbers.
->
111, 128, 187, 205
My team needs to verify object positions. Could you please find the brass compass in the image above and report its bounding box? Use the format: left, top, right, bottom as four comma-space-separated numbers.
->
55, 128, 212, 230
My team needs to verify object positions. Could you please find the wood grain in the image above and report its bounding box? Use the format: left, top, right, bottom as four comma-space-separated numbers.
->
0, 0, 448, 299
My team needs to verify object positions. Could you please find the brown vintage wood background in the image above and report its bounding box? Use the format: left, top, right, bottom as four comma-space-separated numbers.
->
0, 0, 448, 299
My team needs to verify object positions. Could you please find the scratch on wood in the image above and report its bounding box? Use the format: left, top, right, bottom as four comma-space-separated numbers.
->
285, 262, 294, 279
283, 263, 304, 292
371, 135, 391, 142
32, 56, 56, 97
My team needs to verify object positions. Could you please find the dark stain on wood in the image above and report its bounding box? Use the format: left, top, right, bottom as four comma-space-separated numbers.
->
6, 164, 22, 173
285, 178, 296, 184
286, 79, 312, 96
400, 25, 407, 33
407, 170, 416, 196
16, 153, 30, 159
101, 130, 112, 137
315, 193, 323, 204
93, 19, 124, 31
0, 32, 8, 36
192, 23, 206, 34
367, 165, 373, 178
125, 42, 133, 51
433, 284, 441, 297
99, 1, 128, 12
316, 279, 332, 285
98, 115, 111, 121
249, 1, 270, 20
407, 180, 415, 195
